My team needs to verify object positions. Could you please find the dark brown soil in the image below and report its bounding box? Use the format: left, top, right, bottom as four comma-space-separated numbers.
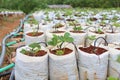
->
116, 48, 120, 50
74, 14, 81, 17
90, 31, 104, 34
90, 18, 97, 21
53, 24, 64, 28
79, 45, 107, 55
27, 32, 43, 37
26, 50, 47, 57
50, 48, 73, 55
70, 31, 85, 33
66, 19, 75, 21
52, 31, 65, 33
106, 31, 118, 33
55, 18, 64, 20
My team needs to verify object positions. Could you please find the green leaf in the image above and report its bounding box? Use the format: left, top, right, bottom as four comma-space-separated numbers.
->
107, 76, 118, 80
73, 26, 83, 31
64, 32, 74, 42
116, 55, 120, 63
29, 43, 41, 50
56, 50, 64, 55
113, 23, 120, 27
48, 34, 60, 46
97, 28, 103, 33
20, 49, 27, 54
87, 35, 96, 41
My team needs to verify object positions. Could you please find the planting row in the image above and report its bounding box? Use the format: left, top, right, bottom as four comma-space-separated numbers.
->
15, 32, 120, 80
14, 9, 120, 80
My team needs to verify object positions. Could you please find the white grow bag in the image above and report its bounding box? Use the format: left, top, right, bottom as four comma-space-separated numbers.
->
78, 46, 109, 80
109, 48, 120, 78
69, 31, 87, 46
49, 44, 79, 80
25, 30, 45, 45
106, 32, 120, 44
15, 46, 48, 80
23, 23, 38, 34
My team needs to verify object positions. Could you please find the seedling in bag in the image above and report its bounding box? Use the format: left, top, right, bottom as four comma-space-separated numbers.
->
48, 32, 74, 55
20, 43, 41, 56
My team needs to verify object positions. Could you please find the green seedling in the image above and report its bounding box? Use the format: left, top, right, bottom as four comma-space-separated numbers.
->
73, 26, 83, 31
56, 50, 64, 55
48, 32, 74, 55
113, 23, 120, 28
20, 43, 41, 56
87, 35, 96, 41
97, 28, 103, 34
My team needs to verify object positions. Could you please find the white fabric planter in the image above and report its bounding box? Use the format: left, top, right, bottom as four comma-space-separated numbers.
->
78, 47, 109, 80
49, 44, 79, 80
69, 31, 87, 46
15, 46, 48, 80
109, 48, 120, 78
23, 23, 38, 34
106, 32, 120, 44
40, 23, 53, 32
25, 30, 45, 45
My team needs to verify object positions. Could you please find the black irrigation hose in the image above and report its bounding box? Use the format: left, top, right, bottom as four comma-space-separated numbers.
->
93, 37, 108, 55
38, 42, 48, 47
0, 69, 12, 77
9, 69, 15, 80
94, 37, 108, 47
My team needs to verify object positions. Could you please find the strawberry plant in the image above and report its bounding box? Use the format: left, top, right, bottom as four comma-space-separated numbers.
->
97, 28, 103, 34
20, 43, 41, 56
73, 26, 83, 31
48, 32, 74, 55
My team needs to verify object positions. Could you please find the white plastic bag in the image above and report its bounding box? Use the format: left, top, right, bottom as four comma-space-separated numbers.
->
49, 44, 79, 80
69, 31, 87, 46
25, 30, 45, 45
78, 46, 109, 80
15, 46, 48, 80
106, 32, 120, 44
109, 48, 120, 78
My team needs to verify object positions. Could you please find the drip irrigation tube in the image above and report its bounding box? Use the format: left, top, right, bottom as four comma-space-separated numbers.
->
0, 63, 15, 73
6, 38, 25, 46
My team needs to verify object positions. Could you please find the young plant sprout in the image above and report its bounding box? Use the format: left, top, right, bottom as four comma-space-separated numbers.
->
97, 28, 103, 34
20, 43, 41, 56
73, 26, 83, 31
113, 22, 120, 28
27, 17, 40, 36
48, 32, 74, 55
52, 23, 64, 31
